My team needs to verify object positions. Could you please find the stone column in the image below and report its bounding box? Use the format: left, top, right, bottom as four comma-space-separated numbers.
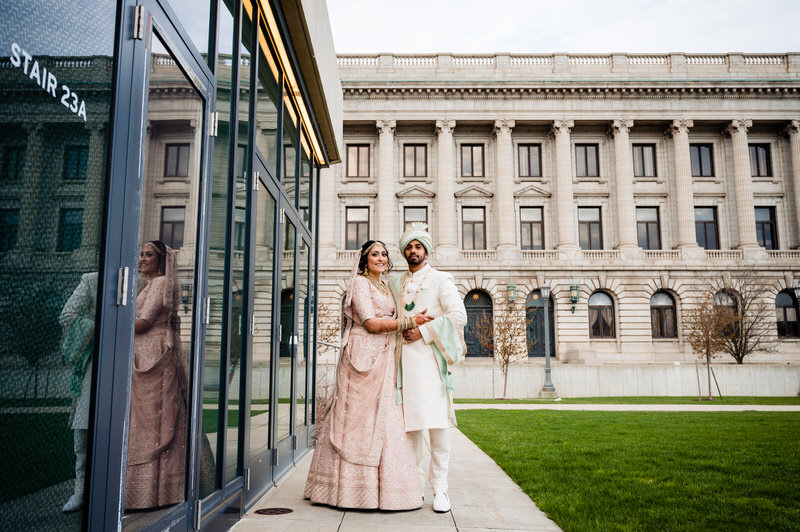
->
786, 120, 800, 246
435, 119, 458, 262
610, 119, 638, 252
494, 119, 517, 260
667, 119, 698, 250
725, 119, 759, 250
551, 120, 577, 251
375, 119, 396, 251
19, 123, 44, 251
316, 166, 336, 262
80, 124, 106, 256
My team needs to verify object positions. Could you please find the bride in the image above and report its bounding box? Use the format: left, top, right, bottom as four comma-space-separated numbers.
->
304, 239, 431, 510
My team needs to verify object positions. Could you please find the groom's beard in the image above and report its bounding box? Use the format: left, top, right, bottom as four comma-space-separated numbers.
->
405, 252, 426, 267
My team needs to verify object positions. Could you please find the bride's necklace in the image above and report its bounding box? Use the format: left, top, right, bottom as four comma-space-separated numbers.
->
362, 273, 390, 298
402, 268, 430, 312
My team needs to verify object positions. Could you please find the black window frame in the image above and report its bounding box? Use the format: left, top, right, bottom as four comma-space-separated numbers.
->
690, 143, 714, 177
632, 143, 657, 178
403, 206, 428, 230
588, 292, 615, 339
159, 205, 186, 250
462, 206, 486, 250
345, 206, 370, 250
519, 206, 544, 250
749, 144, 772, 177
346, 144, 370, 178
63, 145, 89, 181
636, 206, 661, 250
461, 144, 484, 177
56, 207, 83, 252
755, 206, 777, 250
575, 143, 599, 178
403, 144, 427, 177
578, 206, 603, 250
776, 290, 799, 338
164, 142, 190, 177
695, 206, 719, 250
518, 143, 542, 178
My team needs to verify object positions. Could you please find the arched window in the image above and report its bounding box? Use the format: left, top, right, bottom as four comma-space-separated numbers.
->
588, 292, 615, 338
713, 290, 739, 337
464, 290, 493, 357
776, 290, 799, 338
650, 291, 677, 339
526, 290, 555, 357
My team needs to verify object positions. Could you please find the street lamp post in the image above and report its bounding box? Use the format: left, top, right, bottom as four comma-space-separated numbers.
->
539, 284, 557, 398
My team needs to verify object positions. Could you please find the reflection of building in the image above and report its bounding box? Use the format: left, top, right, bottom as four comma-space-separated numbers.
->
318, 53, 800, 396
1, 1, 340, 531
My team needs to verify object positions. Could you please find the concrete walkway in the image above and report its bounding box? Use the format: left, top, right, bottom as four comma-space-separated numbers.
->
233, 427, 562, 532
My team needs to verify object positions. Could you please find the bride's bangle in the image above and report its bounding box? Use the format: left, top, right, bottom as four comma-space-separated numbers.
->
396, 317, 414, 332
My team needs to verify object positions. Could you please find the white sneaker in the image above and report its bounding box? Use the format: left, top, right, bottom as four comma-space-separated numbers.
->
62, 492, 83, 513
432, 491, 450, 513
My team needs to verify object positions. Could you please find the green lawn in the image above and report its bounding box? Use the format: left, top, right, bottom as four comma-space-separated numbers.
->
454, 396, 800, 405
457, 410, 800, 532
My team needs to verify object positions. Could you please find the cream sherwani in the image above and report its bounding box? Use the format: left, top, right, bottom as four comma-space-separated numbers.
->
395, 263, 467, 494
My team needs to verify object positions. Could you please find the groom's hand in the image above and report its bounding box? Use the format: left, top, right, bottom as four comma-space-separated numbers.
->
403, 327, 422, 343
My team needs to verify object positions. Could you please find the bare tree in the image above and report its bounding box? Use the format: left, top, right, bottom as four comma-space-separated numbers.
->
314, 301, 341, 415
473, 302, 528, 398
685, 297, 735, 400
709, 269, 777, 364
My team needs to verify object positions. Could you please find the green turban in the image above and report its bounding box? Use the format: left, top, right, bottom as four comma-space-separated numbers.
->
399, 222, 432, 255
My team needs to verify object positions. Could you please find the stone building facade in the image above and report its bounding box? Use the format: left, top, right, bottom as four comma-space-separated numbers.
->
316, 52, 800, 395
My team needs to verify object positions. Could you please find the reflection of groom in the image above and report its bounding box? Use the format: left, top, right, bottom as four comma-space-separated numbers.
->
389, 223, 467, 513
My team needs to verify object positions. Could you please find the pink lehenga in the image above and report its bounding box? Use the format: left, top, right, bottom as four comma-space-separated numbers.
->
304, 274, 421, 510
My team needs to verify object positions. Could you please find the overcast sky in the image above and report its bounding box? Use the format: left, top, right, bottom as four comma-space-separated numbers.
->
325, 0, 799, 54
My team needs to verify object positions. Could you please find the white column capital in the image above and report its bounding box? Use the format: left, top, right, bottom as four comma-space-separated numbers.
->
667, 119, 694, 136
784, 119, 800, 136
435, 119, 456, 135
725, 119, 752, 136
493, 119, 515, 136
551, 119, 574, 136
609, 119, 634, 135
376, 119, 396, 135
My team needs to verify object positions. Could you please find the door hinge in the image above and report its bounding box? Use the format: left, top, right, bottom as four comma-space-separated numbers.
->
244, 467, 251, 490
209, 112, 218, 137
117, 267, 129, 306
249, 313, 256, 336
279, 208, 285, 223
194, 499, 202, 531
292, 434, 297, 450
203, 297, 211, 325
133, 5, 145, 40
253, 170, 259, 190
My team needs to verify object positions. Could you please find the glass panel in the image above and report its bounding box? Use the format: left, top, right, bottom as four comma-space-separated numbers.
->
700, 146, 712, 176
586, 146, 597, 176
690, 146, 701, 176
463, 207, 483, 222
695, 207, 714, 222
163, 0, 212, 66
124, 32, 203, 525
255, 22, 279, 173
578, 207, 599, 222
298, 139, 311, 226
347, 207, 369, 222
358, 146, 369, 177
520, 207, 541, 222
473, 146, 483, 176
775, 292, 793, 306
295, 240, 309, 430
0, 3, 115, 528
650, 292, 673, 306
405, 146, 414, 176
199, 0, 236, 498
577, 147, 587, 176
282, 101, 298, 204
416, 146, 426, 175
277, 216, 296, 442
249, 181, 275, 460
461, 146, 472, 176
637, 207, 657, 222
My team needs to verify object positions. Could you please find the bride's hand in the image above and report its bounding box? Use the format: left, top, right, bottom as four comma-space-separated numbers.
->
413, 309, 434, 326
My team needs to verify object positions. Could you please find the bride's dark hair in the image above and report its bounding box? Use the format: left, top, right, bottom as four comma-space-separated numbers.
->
357, 240, 393, 275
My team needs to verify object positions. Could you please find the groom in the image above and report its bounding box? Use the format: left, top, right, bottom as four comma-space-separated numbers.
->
389, 222, 467, 513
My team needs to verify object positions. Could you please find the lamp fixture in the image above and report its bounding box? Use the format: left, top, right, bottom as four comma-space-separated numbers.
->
180, 282, 192, 313
506, 281, 517, 305
569, 282, 580, 313
540, 284, 551, 301
794, 283, 800, 302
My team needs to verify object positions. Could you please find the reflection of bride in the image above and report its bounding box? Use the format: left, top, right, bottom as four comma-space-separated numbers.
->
126, 240, 187, 509
304, 240, 430, 510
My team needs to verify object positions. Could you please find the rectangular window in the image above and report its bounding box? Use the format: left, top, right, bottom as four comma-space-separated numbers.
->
403, 144, 427, 177
636, 207, 661, 250
234, 206, 246, 251
1, 146, 26, 181
518, 144, 542, 177
403, 206, 428, 230
160, 206, 186, 250
755, 206, 777, 250
0, 209, 20, 252
690, 144, 714, 177
578, 207, 602, 250
461, 144, 484, 177
346, 206, 369, 249
462, 206, 486, 249
346, 144, 369, 178
749, 144, 772, 177
63, 145, 88, 180
520, 207, 544, 250
576, 144, 599, 177
165, 143, 190, 177
695, 206, 719, 249
632, 144, 656, 177
57, 208, 83, 252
